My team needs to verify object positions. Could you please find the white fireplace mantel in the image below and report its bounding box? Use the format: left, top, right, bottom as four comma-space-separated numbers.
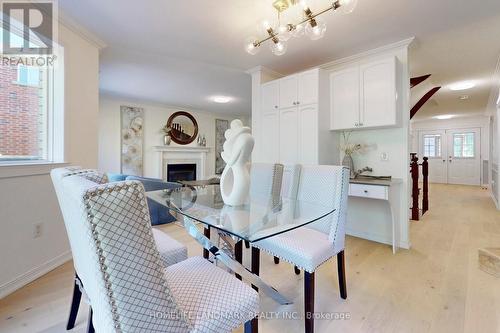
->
154, 146, 211, 180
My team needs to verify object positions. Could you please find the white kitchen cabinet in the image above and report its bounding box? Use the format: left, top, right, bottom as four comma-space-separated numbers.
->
330, 67, 360, 130
360, 57, 397, 128
279, 75, 298, 109
279, 107, 300, 164
330, 56, 398, 130
261, 81, 279, 114
298, 69, 319, 106
261, 111, 280, 163
298, 104, 319, 164
259, 68, 336, 165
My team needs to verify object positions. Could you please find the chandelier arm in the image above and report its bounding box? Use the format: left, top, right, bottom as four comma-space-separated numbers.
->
253, 1, 341, 46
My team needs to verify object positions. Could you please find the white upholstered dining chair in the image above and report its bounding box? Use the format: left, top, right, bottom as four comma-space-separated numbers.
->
252, 165, 350, 333
52, 168, 259, 333
52, 167, 189, 332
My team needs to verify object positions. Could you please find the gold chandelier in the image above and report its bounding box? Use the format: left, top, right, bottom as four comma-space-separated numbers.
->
245, 0, 357, 56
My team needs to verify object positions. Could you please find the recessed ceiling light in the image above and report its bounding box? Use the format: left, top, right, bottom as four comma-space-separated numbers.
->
433, 114, 455, 120
212, 96, 232, 104
449, 81, 476, 91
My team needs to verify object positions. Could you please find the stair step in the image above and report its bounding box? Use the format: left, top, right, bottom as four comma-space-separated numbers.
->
479, 248, 500, 278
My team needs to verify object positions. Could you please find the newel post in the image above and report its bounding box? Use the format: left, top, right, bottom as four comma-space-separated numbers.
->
411, 155, 420, 221
422, 157, 429, 215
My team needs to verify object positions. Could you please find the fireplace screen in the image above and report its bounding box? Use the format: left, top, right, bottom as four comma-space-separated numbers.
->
167, 164, 196, 182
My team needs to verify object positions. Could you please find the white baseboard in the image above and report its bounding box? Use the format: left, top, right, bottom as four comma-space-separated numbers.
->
0, 251, 72, 299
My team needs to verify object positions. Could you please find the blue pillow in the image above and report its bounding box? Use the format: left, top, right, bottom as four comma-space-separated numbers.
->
107, 173, 128, 182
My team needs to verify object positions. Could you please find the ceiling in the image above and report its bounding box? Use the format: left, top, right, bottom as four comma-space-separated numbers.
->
58, 0, 500, 117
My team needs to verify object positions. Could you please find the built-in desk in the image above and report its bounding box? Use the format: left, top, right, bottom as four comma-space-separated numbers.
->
347, 178, 404, 253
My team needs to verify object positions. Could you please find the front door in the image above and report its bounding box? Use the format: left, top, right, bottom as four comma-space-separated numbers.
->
419, 130, 447, 183
418, 128, 481, 185
447, 128, 480, 185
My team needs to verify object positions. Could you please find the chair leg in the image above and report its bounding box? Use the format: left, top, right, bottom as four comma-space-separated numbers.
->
251, 247, 260, 291
87, 307, 95, 333
294, 266, 301, 275
273, 256, 280, 264
245, 240, 250, 249
235, 240, 243, 280
337, 250, 347, 299
244, 317, 258, 333
304, 271, 315, 333
66, 274, 82, 330
203, 226, 210, 259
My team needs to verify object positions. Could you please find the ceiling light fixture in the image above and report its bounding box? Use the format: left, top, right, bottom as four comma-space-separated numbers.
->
244, 0, 357, 56
212, 96, 232, 104
459, 95, 469, 100
449, 81, 476, 91
433, 114, 455, 120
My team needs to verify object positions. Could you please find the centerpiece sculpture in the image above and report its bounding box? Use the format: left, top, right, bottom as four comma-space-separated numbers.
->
220, 120, 254, 206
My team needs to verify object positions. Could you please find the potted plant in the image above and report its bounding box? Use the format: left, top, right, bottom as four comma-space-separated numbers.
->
339, 131, 362, 179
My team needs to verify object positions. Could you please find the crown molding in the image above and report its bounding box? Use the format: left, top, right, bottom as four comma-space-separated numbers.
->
57, 11, 107, 50
245, 65, 283, 78
320, 37, 415, 70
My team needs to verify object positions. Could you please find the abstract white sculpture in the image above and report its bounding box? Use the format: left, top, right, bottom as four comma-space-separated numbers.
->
220, 119, 255, 206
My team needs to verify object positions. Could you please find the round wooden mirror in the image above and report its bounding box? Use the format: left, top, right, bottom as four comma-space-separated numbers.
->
166, 111, 199, 145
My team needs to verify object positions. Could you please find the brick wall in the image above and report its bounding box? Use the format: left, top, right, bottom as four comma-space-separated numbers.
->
0, 66, 43, 158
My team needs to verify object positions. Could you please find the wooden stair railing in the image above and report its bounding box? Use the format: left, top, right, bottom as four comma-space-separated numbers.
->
410, 154, 429, 221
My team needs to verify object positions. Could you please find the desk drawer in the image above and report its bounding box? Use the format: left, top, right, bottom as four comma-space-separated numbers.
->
349, 184, 388, 200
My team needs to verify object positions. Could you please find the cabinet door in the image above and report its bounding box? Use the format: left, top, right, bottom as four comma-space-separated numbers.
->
360, 56, 397, 128
261, 81, 279, 113
298, 104, 318, 164
261, 111, 280, 163
330, 67, 360, 130
298, 69, 319, 106
279, 75, 298, 109
279, 107, 299, 164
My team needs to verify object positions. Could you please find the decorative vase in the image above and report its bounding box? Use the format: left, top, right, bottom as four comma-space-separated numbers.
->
163, 134, 171, 145
342, 154, 356, 179
220, 119, 254, 206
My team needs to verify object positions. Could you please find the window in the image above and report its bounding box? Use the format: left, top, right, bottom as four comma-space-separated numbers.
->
453, 133, 475, 158
0, 64, 50, 162
423, 134, 441, 158
16, 65, 41, 86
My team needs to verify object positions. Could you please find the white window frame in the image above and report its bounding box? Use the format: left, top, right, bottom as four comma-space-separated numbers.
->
0, 49, 65, 167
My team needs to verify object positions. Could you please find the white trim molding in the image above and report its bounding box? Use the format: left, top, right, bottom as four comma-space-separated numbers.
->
0, 251, 72, 299
321, 37, 415, 70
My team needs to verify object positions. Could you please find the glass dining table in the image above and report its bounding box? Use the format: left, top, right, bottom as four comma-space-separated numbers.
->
147, 184, 335, 305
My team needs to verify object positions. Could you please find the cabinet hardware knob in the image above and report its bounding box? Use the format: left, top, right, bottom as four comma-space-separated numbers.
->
364, 190, 368, 193
297, 101, 300, 105
275, 105, 278, 109
359, 123, 363, 126
355, 123, 359, 127
292, 102, 296, 105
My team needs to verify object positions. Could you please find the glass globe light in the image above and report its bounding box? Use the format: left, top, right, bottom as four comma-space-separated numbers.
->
244, 37, 260, 55
305, 19, 327, 40
293, 22, 305, 37
270, 40, 287, 56
336, 0, 358, 14
277, 24, 293, 41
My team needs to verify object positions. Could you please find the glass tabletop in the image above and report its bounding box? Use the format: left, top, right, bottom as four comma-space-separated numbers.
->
147, 185, 335, 243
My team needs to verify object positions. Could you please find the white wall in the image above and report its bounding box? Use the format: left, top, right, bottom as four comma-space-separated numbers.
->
99, 95, 249, 178
0, 23, 100, 298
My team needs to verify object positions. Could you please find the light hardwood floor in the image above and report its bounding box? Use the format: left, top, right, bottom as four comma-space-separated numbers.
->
1, 184, 499, 333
